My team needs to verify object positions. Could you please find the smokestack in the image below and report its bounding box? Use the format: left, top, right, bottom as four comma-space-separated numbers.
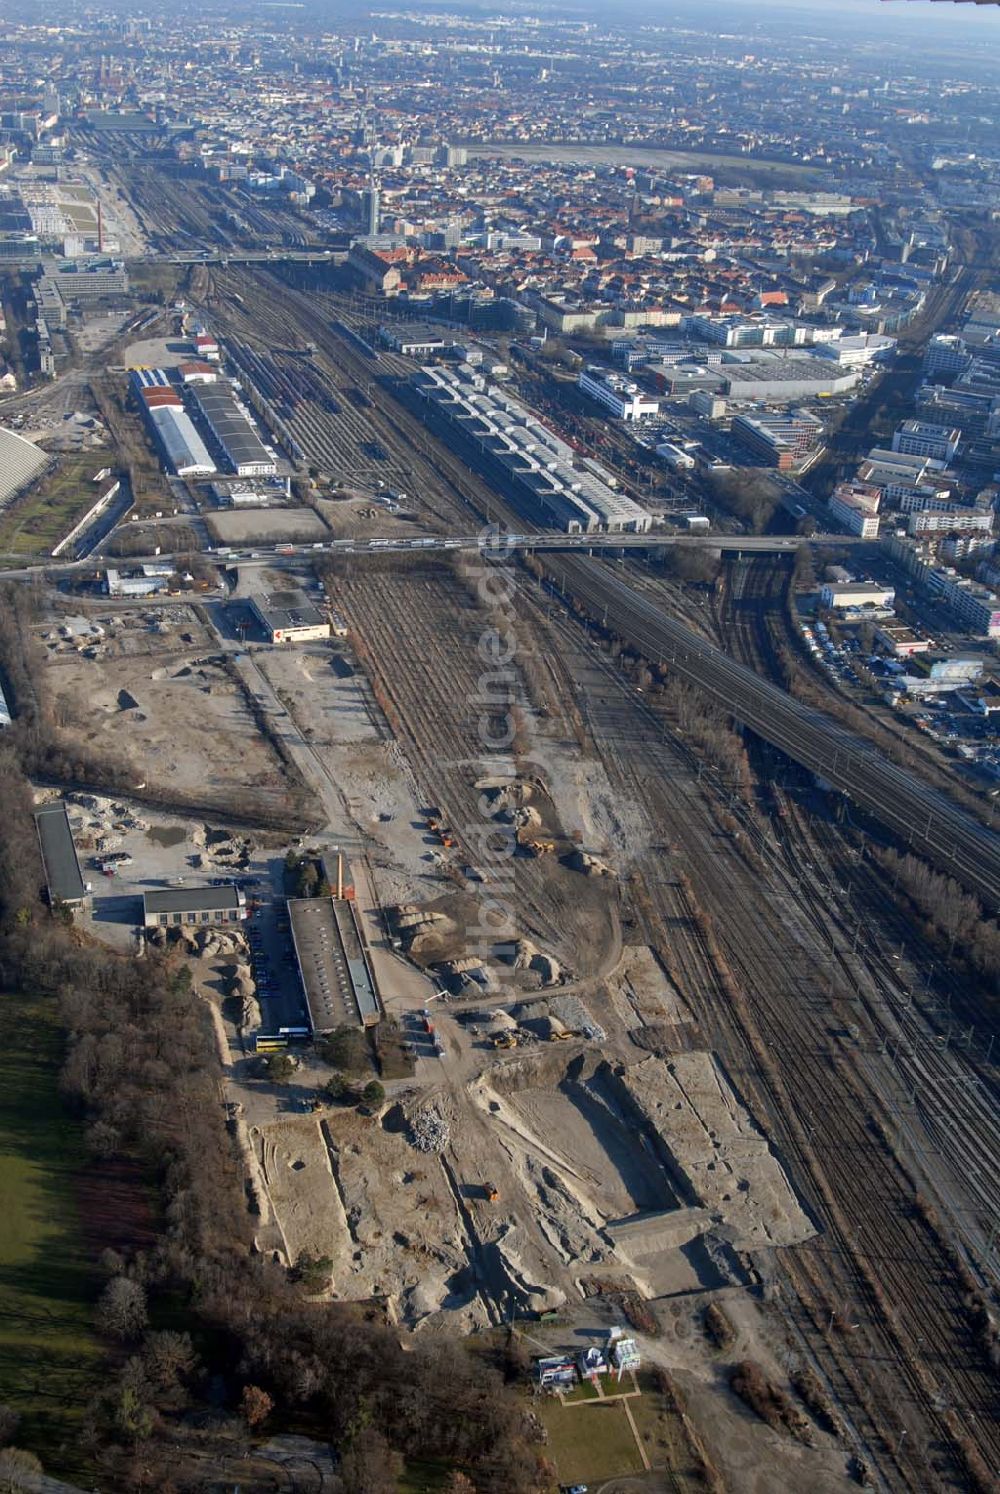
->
337, 852, 343, 900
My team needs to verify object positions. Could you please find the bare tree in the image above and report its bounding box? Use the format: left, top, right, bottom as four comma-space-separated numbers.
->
96, 1277, 149, 1342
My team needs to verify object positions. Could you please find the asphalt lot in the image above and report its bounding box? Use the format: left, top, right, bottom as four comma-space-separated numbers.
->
245, 865, 312, 1035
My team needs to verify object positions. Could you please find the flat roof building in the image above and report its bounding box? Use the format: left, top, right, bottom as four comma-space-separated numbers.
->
34, 801, 88, 906
414, 364, 652, 533
722, 357, 858, 401
732, 410, 824, 471
288, 895, 382, 1032
820, 582, 895, 610
190, 382, 277, 477
143, 884, 246, 930
250, 591, 330, 644
378, 322, 461, 356
577, 368, 660, 421
892, 420, 961, 464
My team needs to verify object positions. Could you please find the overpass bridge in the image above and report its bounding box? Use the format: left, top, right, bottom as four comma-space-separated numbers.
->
146, 249, 346, 268
0, 527, 864, 581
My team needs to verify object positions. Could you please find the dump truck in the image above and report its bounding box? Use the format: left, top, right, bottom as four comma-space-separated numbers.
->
524, 838, 556, 857
547, 1016, 571, 1041
493, 1031, 518, 1050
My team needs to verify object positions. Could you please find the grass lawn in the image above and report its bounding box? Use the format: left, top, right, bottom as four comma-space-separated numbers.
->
629, 1372, 703, 1484
558, 1376, 600, 1403
538, 1396, 645, 1485
0, 993, 102, 1477
0, 453, 108, 556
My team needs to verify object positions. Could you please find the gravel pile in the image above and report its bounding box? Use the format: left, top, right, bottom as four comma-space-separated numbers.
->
551, 994, 605, 1042
409, 1108, 450, 1153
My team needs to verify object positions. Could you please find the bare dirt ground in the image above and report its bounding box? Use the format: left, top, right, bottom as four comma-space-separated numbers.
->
315, 493, 430, 541
122, 335, 190, 370
207, 508, 330, 545
38, 608, 297, 817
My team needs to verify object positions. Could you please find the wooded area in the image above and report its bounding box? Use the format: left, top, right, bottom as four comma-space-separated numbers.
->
0, 588, 552, 1492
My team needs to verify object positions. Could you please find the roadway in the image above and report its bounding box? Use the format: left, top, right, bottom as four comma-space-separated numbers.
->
545, 557, 1000, 910
0, 525, 866, 581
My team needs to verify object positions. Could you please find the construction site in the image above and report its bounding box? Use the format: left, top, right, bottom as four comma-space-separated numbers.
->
4, 254, 999, 1493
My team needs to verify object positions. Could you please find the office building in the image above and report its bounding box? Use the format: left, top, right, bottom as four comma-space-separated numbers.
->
907, 509, 993, 537
577, 367, 660, 420
828, 481, 881, 538
731, 411, 824, 470
361, 185, 380, 237
892, 420, 961, 463
924, 335, 968, 378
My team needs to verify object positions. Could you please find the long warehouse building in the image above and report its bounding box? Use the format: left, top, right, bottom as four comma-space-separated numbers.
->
34, 800, 88, 908
190, 382, 277, 477
413, 364, 652, 534
131, 368, 216, 475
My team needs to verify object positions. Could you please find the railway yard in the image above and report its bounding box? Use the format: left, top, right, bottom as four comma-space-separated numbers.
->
2, 250, 1000, 1490
151, 266, 999, 1490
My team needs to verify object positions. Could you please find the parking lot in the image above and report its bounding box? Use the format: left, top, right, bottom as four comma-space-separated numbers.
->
245, 877, 312, 1035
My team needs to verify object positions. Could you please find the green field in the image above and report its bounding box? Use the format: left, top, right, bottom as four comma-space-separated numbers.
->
0, 995, 102, 1475
538, 1396, 646, 1485
0, 454, 108, 556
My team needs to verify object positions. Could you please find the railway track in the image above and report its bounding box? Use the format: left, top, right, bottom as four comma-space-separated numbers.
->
184, 268, 1000, 1480
516, 573, 1000, 1487
707, 556, 1000, 1471
543, 554, 1000, 909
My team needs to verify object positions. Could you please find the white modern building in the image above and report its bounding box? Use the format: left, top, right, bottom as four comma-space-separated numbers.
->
907, 509, 993, 537
815, 333, 896, 368
820, 583, 895, 610
892, 420, 961, 464
828, 481, 881, 538
577, 368, 660, 421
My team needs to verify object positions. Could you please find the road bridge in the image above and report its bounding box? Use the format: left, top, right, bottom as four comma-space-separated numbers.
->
0, 526, 865, 581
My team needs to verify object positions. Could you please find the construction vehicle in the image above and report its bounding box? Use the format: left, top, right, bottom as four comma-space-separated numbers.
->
493, 1031, 518, 1050
547, 1017, 571, 1041
524, 838, 556, 857
485, 1181, 500, 1202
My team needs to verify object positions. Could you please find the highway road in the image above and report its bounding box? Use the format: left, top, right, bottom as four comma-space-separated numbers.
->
0, 524, 865, 581
546, 557, 1000, 909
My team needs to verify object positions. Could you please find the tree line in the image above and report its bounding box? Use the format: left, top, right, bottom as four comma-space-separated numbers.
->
0, 587, 552, 1492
